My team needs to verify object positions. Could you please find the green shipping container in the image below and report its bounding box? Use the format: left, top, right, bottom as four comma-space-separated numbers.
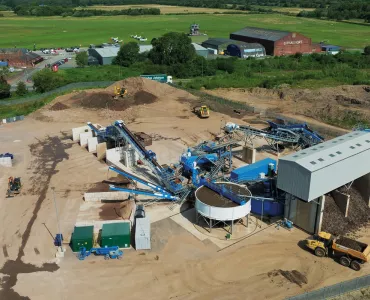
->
71, 226, 94, 252
101, 222, 130, 248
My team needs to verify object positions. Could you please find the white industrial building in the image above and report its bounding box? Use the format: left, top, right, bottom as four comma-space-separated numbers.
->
277, 130, 370, 233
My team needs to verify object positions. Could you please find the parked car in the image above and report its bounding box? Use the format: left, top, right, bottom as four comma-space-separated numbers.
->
42, 49, 50, 54
65, 48, 74, 52
0, 153, 14, 159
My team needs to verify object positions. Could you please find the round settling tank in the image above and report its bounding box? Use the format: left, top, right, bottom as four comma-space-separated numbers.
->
195, 182, 251, 221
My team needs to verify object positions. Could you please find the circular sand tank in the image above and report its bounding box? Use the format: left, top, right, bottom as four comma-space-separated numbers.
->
195, 182, 251, 221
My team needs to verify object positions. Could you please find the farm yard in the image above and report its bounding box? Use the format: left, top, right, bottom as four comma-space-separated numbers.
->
0, 13, 369, 49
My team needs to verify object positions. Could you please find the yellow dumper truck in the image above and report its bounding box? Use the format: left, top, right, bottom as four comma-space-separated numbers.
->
305, 231, 370, 271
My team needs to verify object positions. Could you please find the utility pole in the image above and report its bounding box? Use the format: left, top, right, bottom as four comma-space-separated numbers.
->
51, 187, 62, 246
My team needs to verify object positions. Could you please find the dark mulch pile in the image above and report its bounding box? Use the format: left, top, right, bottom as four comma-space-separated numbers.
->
49, 102, 69, 111
336, 237, 362, 251
76, 91, 157, 111
268, 270, 308, 287
322, 187, 370, 235
134, 91, 157, 104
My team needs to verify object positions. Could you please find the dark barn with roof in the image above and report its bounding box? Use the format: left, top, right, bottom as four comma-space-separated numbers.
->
230, 27, 320, 56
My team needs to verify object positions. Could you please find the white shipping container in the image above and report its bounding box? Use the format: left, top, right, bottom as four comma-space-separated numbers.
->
135, 217, 151, 250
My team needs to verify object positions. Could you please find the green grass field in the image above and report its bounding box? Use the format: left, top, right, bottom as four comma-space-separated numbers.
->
0, 14, 369, 49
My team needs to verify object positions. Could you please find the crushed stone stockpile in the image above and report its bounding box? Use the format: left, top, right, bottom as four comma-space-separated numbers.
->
321, 187, 370, 236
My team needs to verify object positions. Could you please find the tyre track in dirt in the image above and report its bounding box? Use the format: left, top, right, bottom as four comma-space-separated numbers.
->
0, 136, 71, 299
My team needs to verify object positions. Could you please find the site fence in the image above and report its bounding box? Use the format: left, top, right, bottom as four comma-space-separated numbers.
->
0, 81, 115, 106
287, 273, 370, 300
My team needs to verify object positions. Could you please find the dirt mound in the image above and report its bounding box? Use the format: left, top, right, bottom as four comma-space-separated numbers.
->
106, 77, 195, 100
134, 90, 157, 104
74, 91, 157, 111
49, 102, 69, 111
321, 187, 370, 235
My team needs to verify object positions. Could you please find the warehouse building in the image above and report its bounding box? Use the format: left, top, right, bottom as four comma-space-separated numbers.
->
89, 45, 153, 65
230, 27, 319, 56
192, 43, 208, 58
226, 43, 265, 59
277, 130, 370, 233
201, 38, 234, 54
0, 48, 43, 67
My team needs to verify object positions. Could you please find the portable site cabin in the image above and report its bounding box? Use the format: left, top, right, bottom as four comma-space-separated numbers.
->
71, 226, 94, 252
135, 217, 151, 250
101, 222, 131, 248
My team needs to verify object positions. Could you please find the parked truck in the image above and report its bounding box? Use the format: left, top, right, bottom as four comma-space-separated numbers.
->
305, 231, 370, 271
140, 74, 172, 84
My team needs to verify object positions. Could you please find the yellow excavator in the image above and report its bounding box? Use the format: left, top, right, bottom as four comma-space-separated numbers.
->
193, 105, 210, 118
113, 86, 127, 99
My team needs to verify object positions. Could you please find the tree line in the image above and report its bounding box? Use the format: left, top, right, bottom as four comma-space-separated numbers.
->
13, 5, 160, 16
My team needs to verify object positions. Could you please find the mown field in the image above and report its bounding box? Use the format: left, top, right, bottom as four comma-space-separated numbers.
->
0, 14, 369, 49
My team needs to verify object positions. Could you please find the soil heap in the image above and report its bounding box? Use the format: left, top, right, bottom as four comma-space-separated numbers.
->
66, 77, 195, 111
321, 187, 370, 235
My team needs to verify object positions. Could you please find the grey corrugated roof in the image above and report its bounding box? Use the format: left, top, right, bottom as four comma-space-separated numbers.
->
201, 38, 234, 47
237, 42, 265, 49
94, 47, 119, 57
231, 27, 290, 41
139, 45, 152, 53
280, 131, 370, 173
192, 43, 207, 51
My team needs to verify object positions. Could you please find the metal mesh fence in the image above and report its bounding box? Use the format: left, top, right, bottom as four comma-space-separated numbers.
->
287, 274, 370, 300
0, 81, 114, 106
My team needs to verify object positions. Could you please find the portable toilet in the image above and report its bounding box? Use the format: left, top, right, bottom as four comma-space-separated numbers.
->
71, 226, 94, 252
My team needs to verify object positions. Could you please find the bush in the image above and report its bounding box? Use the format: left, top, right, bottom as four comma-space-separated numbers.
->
216, 58, 236, 74
32, 69, 66, 93
16, 81, 28, 96
0, 77, 10, 99
76, 51, 88, 67
364, 46, 370, 56
113, 42, 140, 67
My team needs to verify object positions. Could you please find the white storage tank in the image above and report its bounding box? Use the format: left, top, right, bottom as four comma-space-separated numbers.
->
135, 217, 151, 250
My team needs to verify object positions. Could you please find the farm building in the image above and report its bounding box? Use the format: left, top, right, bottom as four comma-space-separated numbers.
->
201, 38, 234, 54
0, 48, 43, 67
88, 45, 153, 65
230, 27, 320, 56
192, 43, 208, 58
88, 48, 119, 65
226, 43, 266, 59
